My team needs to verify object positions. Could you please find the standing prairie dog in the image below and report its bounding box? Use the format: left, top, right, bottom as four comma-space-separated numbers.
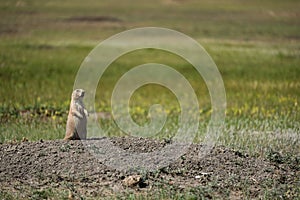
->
64, 89, 88, 140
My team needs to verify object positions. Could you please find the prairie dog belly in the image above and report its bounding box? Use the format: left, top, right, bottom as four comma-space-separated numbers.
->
73, 105, 87, 139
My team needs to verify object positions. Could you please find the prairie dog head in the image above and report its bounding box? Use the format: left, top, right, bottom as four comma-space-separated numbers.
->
72, 89, 85, 101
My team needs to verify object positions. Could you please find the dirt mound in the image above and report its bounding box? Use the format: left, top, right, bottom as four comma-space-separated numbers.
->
0, 137, 299, 199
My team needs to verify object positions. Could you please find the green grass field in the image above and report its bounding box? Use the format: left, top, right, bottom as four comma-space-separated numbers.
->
0, 1, 299, 197
1, 0, 299, 155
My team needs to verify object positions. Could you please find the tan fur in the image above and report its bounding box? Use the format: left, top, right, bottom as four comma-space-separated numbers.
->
64, 89, 88, 140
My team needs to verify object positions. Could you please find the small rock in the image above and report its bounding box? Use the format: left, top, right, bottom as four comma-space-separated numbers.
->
122, 175, 142, 187
195, 172, 212, 179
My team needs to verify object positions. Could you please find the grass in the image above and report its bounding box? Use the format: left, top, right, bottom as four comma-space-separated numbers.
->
0, 0, 299, 152
0, 0, 299, 198
1, 41, 298, 155
2, 179, 299, 199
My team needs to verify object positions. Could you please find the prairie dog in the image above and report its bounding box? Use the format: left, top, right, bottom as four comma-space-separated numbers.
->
64, 89, 88, 140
